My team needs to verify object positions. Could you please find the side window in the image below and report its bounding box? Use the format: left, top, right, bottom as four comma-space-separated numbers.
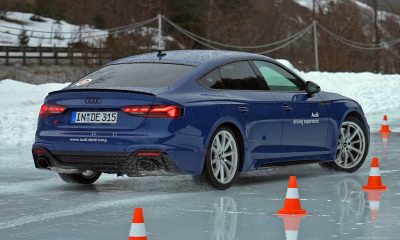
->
198, 69, 223, 89
253, 61, 304, 91
219, 61, 261, 90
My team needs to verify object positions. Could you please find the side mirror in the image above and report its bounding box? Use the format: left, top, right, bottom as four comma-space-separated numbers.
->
305, 81, 321, 96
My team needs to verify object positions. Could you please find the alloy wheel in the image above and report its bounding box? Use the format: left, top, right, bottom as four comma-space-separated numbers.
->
210, 130, 239, 184
335, 121, 366, 169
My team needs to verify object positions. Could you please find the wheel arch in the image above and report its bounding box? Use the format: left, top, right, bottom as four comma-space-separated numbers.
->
341, 108, 369, 136
345, 111, 364, 123
204, 119, 247, 173
322, 109, 370, 172
328, 107, 370, 161
218, 122, 245, 171
342, 109, 370, 145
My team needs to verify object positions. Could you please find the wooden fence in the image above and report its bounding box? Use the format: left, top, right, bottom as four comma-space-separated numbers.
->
0, 46, 114, 65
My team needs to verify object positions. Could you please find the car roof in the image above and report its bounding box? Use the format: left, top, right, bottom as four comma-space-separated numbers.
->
104, 50, 305, 94
107, 50, 273, 67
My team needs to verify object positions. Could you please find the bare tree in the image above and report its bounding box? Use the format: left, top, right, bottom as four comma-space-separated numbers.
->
0, 0, 13, 19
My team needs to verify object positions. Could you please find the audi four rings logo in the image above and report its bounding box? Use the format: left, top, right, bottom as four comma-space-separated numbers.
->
85, 97, 103, 104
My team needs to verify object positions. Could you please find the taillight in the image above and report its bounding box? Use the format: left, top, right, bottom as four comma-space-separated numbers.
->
39, 104, 66, 117
122, 105, 182, 118
33, 149, 47, 155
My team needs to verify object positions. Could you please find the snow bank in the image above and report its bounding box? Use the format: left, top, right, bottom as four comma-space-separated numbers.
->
302, 71, 400, 116
0, 68, 399, 146
302, 71, 400, 131
0, 80, 69, 146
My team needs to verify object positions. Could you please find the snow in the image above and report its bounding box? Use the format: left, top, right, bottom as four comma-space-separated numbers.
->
0, 12, 107, 47
353, 0, 400, 22
294, 0, 400, 21
294, 0, 314, 9
276, 59, 296, 71
0, 12, 178, 49
293, 0, 338, 10
0, 80, 69, 146
302, 71, 400, 116
0, 64, 399, 146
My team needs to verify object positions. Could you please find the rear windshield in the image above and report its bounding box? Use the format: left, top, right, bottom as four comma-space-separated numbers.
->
68, 63, 194, 89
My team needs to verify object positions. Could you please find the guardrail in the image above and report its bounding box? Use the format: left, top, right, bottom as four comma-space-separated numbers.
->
0, 46, 114, 65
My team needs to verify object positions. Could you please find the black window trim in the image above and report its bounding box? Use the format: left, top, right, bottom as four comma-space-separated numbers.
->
196, 68, 224, 91
250, 60, 306, 92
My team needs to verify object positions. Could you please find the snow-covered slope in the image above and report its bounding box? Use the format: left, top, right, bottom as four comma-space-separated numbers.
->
0, 12, 107, 47
0, 11, 178, 49
294, 0, 400, 21
0, 69, 399, 146
293, 0, 338, 10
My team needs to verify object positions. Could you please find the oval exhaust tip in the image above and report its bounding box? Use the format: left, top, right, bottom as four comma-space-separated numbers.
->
37, 157, 50, 169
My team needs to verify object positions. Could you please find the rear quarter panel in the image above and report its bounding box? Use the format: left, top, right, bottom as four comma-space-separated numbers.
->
159, 79, 249, 173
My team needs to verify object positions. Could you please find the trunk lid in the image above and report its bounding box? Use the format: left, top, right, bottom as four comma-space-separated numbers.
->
45, 89, 155, 131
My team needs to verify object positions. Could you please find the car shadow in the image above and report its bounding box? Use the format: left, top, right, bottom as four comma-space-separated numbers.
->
47, 174, 215, 194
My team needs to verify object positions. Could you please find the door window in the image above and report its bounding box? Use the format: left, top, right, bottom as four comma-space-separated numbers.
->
219, 61, 262, 90
253, 61, 304, 91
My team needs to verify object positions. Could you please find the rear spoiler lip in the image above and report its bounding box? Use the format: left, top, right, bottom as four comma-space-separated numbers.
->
48, 88, 156, 96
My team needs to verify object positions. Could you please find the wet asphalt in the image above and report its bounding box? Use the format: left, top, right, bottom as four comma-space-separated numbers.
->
0, 133, 399, 240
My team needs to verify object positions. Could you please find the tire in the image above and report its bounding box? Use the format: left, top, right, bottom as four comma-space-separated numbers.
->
320, 116, 369, 173
58, 170, 101, 184
204, 127, 240, 190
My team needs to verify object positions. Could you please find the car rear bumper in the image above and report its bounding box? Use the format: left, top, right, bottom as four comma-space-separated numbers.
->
32, 147, 183, 176
33, 126, 208, 175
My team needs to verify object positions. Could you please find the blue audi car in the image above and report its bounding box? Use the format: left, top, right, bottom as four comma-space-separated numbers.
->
32, 50, 369, 189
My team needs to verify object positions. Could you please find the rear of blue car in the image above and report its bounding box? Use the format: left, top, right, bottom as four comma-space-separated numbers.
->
32, 62, 200, 181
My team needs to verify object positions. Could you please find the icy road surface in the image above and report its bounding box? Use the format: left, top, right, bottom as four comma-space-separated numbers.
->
0, 134, 399, 240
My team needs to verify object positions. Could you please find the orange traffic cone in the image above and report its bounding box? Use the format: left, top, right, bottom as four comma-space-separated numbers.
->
379, 115, 392, 134
363, 157, 387, 190
128, 208, 148, 240
279, 215, 305, 240
381, 133, 390, 144
364, 189, 386, 220
277, 176, 307, 215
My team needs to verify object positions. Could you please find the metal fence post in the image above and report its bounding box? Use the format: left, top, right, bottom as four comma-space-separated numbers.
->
313, 20, 319, 71
39, 45, 43, 65
22, 46, 26, 65
158, 13, 162, 50
5, 47, 9, 65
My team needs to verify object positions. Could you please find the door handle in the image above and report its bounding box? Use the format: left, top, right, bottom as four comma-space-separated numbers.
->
281, 104, 293, 112
238, 106, 249, 114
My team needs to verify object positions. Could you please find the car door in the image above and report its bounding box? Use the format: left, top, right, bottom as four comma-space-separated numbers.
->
251, 60, 330, 160
218, 61, 283, 169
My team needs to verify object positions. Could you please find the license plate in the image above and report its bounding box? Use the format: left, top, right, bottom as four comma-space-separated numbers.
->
72, 112, 118, 124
